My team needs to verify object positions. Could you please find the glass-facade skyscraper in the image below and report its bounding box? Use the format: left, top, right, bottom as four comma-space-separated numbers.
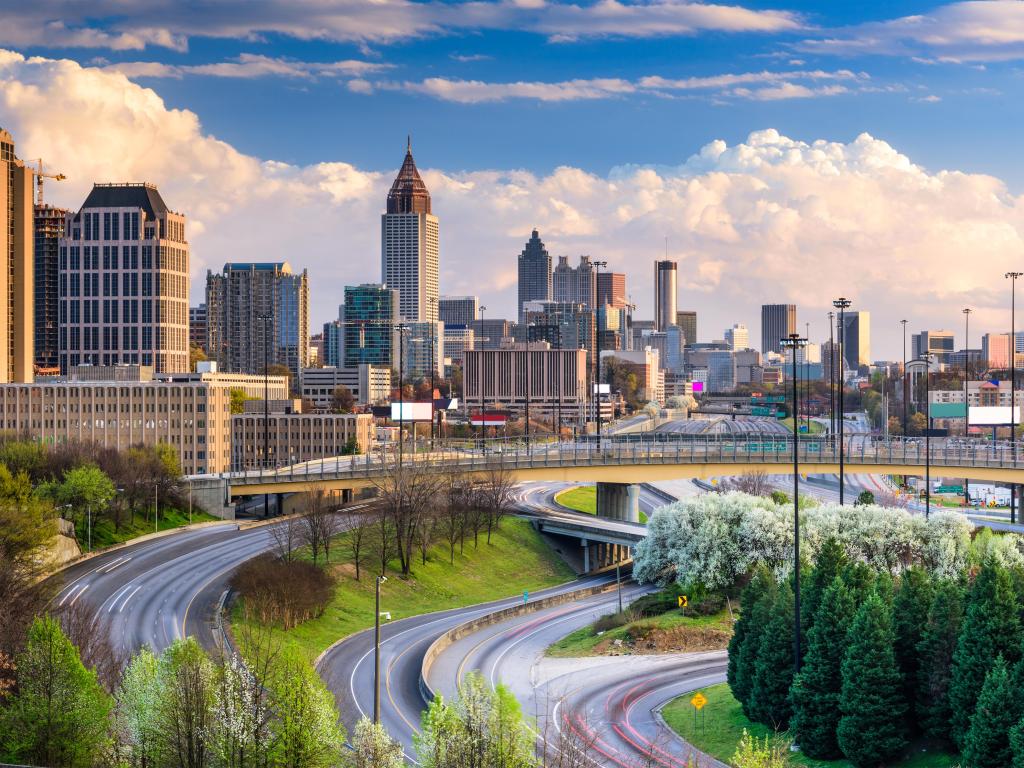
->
343, 283, 399, 369
517, 229, 552, 325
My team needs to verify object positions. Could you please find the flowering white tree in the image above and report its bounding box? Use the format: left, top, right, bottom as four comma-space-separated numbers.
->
919, 511, 972, 577
353, 718, 405, 768
116, 647, 163, 768
208, 653, 269, 768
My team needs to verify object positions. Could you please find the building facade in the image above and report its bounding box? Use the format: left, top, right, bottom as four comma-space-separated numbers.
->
231, 412, 374, 471
553, 255, 597, 309
438, 295, 479, 327
912, 330, 955, 367
300, 364, 391, 410
206, 262, 310, 383
761, 304, 796, 356
601, 348, 664, 404
59, 183, 189, 375
523, 301, 596, 365
399, 321, 444, 380
724, 323, 749, 350
35, 204, 67, 372
442, 325, 475, 369
596, 271, 627, 309
1, 130, 38, 383
322, 320, 343, 367
840, 311, 871, 369
342, 283, 399, 368
469, 318, 513, 351
675, 311, 697, 347
517, 229, 552, 325
189, 304, 207, 353
382, 139, 438, 322
654, 260, 677, 332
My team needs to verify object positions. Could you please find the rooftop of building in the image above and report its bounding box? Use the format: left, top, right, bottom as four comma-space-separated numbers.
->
221, 261, 293, 273
77, 182, 172, 220
386, 137, 431, 215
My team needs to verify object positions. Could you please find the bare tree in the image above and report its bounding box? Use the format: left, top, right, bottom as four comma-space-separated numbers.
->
439, 473, 470, 564
373, 463, 443, 576
344, 507, 375, 581
270, 514, 303, 563
537, 700, 599, 768
299, 483, 342, 565
54, 599, 129, 693
479, 465, 517, 544
718, 470, 773, 497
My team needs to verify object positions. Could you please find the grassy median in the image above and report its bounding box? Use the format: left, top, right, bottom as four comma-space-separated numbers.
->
661, 683, 959, 768
548, 607, 732, 657
85, 507, 219, 550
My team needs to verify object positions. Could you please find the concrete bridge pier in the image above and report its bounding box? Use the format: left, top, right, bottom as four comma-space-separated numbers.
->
596, 482, 640, 523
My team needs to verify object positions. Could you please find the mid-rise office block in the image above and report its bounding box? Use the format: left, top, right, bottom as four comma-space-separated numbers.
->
517, 229, 552, 325
469, 318, 513, 351
300, 365, 392, 411
189, 304, 207, 352
322, 320, 344, 367
463, 346, 588, 423
399, 321, 443, 380
724, 323, 749, 350
597, 272, 627, 309
1, 130, 36, 383
59, 183, 189, 374
438, 295, 478, 327
35, 204, 67, 372
343, 283, 399, 368
654, 260, 677, 332
912, 330, 955, 366
443, 325, 475, 369
206, 262, 310, 383
231, 412, 374, 471
523, 301, 596, 366
675, 311, 697, 346
382, 139, 438, 322
761, 304, 796, 356
553, 255, 597, 308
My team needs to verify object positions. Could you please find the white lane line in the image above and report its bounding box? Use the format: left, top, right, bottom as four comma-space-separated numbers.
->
119, 585, 143, 612
59, 583, 87, 607
106, 583, 135, 612
100, 556, 132, 574
68, 584, 89, 606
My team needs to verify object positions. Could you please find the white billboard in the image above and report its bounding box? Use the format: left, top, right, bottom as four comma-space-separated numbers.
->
593, 383, 611, 395
391, 402, 433, 422
968, 406, 1021, 426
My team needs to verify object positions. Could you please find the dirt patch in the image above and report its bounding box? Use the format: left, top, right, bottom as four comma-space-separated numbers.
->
596, 624, 731, 656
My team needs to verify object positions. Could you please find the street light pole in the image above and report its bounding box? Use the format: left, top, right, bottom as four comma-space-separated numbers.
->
428, 297, 437, 449
963, 307, 972, 503
781, 332, 808, 675
257, 312, 273, 517
920, 353, 934, 519
833, 298, 852, 504
828, 311, 835, 434
593, 260, 608, 445
373, 575, 387, 724
1007, 273, 1022, 524
901, 319, 908, 435
396, 323, 409, 466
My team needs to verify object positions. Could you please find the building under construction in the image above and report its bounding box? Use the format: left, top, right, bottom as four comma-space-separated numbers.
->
34, 204, 66, 372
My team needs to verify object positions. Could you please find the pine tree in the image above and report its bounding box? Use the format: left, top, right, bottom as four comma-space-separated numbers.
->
790, 576, 856, 759
1011, 716, 1024, 768
803, 538, 846, 638
915, 579, 965, 742
949, 560, 1021, 748
963, 656, 1023, 768
892, 566, 934, 731
837, 592, 908, 767
749, 582, 795, 731
734, 576, 779, 718
840, 561, 875, 606
728, 566, 774, 702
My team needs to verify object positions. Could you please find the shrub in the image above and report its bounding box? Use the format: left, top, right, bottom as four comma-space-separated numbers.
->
230, 555, 334, 629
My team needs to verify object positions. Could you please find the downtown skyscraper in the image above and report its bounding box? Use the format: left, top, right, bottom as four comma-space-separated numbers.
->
382, 139, 438, 322
517, 229, 552, 325
0, 129, 35, 383
761, 304, 796, 356
654, 260, 677, 332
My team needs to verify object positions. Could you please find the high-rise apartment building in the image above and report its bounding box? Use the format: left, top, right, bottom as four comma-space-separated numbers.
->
399, 321, 444, 379
439, 295, 478, 327
35, 204, 67, 371
553, 255, 597, 309
58, 183, 189, 374
382, 139, 438, 322
342, 283, 399, 369
322, 319, 344, 367
654, 260, 677, 332
725, 323, 749, 350
0, 130, 35, 383
517, 229, 552, 325
761, 304, 796, 355
675, 311, 697, 347
840, 311, 871, 369
188, 304, 207, 353
597, 271, 627, 309
205, 262, 309, 382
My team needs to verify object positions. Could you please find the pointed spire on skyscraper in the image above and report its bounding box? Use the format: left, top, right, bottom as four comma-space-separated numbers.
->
387, 136, 431, 214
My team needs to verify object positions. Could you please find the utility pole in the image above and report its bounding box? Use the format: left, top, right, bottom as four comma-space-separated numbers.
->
833, 298, 852, 504
901, 319, 908, 436
963, 307, 972, 504
373, 575, 387, 724
781, 332, 808, 674
257, 312, 273, 517
921, 352, 934, 519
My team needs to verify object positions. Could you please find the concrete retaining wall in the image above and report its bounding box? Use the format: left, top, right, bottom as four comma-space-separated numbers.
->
418, 581, 618, 705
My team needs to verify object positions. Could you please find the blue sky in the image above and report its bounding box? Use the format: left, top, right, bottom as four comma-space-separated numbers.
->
3, 1, 1024, 356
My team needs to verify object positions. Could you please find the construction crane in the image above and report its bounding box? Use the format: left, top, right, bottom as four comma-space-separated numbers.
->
30, 159, 66, 205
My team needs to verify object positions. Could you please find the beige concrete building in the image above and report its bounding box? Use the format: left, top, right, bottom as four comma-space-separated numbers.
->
0, 366, 287, 474
0, 129, 35, 383
300, 365, 391, 411
463, 345, 588, 423
231, 412, 374, 471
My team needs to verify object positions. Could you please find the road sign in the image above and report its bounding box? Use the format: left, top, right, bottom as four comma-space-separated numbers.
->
750, 395, 785, 404
523, 590, 529, 604
678, 595, 689, 608
751, 406, 773, 416
691, 692, 708, 710
936, 485, 964, 494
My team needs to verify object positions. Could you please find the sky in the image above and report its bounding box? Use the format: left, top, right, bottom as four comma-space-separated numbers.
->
3, 0, 1024, 358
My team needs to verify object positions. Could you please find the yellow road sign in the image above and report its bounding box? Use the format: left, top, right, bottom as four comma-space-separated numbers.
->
678, 595, 688, 608
691, 692, 708, 710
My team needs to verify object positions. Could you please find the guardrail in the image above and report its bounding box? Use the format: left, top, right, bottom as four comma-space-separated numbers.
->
222, 435, 1024, 488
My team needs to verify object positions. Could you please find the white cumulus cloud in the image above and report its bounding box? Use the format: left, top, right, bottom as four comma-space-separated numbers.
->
1, 50, 1021, 357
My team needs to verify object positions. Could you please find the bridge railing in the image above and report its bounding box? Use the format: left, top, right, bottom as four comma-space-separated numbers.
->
224, 434, 1024, 486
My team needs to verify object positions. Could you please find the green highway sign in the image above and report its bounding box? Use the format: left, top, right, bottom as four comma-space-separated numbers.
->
751, 406, 773, 416
746, 442, 787, 452
936, 485, 964, 494
751, 395, 785, 404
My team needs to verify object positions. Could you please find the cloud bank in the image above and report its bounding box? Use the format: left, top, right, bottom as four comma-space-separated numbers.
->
1, 50, 1021, 356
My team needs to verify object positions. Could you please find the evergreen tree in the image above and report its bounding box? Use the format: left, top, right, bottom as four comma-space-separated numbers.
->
892, 566, 934, 731
963, 656, 1023, 768
837, 592, 907, 767
749, 582, 795, 731
841, 561, 876, 606
728, 566, 774, 701
915, 579, 965, 742
803, 538, 846, 639
734, 576, 779, 718
790, 577, 856, 759
1011, 716, 1024, 768
0, 616, 112, 768
949, 560, 1021, 748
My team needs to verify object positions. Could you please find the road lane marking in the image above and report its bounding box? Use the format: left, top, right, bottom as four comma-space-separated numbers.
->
68, 584, 89, 606
59, 583, 87, 607
119, 585, 142, 612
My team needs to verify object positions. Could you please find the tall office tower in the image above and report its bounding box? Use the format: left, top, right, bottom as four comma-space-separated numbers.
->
912, 330, 955, 366
439, 295, 479, 326
552, 255, 597, 308
0, 130, 34, 383
399, 321, 444, 379
523, 300, 596, 366
724, 323, 749, 350
675, 311, 697, 347
342, 283, 399, 368
840, 311, 871, 369
597, 271, 627, 309
761, 304, 796, 355
517, 229, 552, 325
59, 183, 188, 374
382, 139, 438, 322
654, 260, 677, 331
205, 262, 309, 381
35, 203, 67, 371
188, 304, 207, 352
983, 333, 1011, 370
